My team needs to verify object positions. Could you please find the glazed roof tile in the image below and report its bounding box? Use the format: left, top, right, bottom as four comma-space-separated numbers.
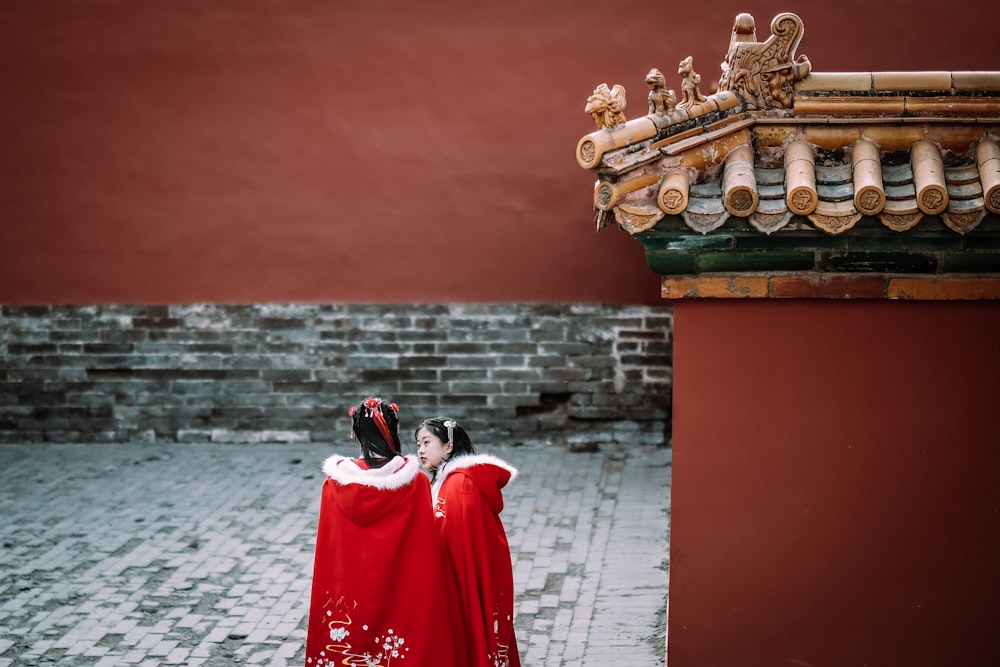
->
578, 12, 1000, 237
576, 12, 1000, 298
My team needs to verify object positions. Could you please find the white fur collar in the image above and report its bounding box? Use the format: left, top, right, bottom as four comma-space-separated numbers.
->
431, 453, 518, 500
322, 454, 420, 490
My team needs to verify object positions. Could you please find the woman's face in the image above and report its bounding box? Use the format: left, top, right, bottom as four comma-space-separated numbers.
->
415, 426, 452, 473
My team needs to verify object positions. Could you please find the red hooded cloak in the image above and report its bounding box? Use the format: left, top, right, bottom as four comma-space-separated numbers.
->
432, 453, 521, 667
305, 454, 456, 667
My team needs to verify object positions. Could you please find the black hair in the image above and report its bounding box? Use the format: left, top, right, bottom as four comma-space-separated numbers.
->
414, 417, 476, 458
351, 398, 403, 469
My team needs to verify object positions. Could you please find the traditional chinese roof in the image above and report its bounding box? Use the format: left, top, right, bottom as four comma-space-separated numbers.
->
576, 12, 1000, 299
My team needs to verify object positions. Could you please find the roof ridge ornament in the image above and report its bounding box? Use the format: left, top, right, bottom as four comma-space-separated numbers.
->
719, 12, 811, 110
645, 68, 677, 117
585, 82, 628, 130
676, 57, 707, 110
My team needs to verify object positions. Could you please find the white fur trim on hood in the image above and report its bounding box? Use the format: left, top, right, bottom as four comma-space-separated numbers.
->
431, 452, 518, 502
322, 454, 420, 490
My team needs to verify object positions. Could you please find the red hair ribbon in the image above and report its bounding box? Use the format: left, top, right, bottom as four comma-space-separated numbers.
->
360, 397, 398, 454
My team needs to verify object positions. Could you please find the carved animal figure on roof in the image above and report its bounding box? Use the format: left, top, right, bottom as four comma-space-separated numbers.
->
645, 68, 677, 116
585, 83, 627, 129
677, 56, 706, 109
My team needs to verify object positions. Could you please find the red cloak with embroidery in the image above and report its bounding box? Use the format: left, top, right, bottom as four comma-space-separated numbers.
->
305, 455, 456, 667
432, 454, 522, 667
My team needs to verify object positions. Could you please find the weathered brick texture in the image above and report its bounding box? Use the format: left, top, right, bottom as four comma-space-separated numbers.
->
0, 304, 672, 448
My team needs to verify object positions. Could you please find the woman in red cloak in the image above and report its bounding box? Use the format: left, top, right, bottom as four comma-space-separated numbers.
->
415, 417, 522, 667
304, 398, 456, 667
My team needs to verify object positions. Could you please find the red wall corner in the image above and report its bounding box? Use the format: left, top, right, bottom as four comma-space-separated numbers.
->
669, 299, 1000, 666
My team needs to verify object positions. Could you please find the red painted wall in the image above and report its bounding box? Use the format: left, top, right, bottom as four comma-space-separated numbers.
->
2, 0, 999, 303
670, 300, 1000, 666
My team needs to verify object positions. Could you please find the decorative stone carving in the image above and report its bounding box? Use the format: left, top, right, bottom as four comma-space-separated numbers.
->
646, 69, 677, 116
595, 181, 615, 211
880, 212, 923, 232
942, 209, 985, 234
784, 140, 817, 215
575, 115, 661, 170
657, 171, 689, 215
722, 145, 758, 216
718, 12, 811, 110
852, 140, 886, 216
594, 173, 661, 211
585, 83, 627, 130
580, 140, 597, 168
857, 188, 885, 214
809, 211, 861, 235
682, 210, 729, 234
749, 210, 793, 235
911, 141, 948, 215
676, 57, 706, 110
976, 139, 1000, 214
613, 204, 664, 234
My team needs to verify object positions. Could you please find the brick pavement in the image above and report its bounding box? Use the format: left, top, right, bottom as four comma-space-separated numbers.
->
0, 442, 670, 666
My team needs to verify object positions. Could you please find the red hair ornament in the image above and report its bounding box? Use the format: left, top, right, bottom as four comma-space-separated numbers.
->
350, 398, 400, 454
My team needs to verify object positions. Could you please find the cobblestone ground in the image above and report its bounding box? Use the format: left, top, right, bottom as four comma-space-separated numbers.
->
0, 442, 671, 666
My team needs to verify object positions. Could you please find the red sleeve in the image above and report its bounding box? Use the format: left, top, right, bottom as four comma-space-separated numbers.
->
438, 472, 520, 667
305, 474, 457, 667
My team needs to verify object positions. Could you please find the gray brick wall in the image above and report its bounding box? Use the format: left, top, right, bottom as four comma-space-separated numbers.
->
0, 304, 672, 448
